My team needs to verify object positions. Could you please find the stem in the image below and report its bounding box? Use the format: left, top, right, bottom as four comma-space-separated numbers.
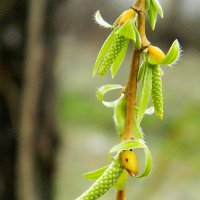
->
122, 0, 149, 141
133, 0, 150, 47
116, 190, 126, 200
122, 50, 140, 141
117, 0, 148, 199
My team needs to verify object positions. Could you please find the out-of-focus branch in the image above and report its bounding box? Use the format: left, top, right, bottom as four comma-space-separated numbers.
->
16, 0, 47, 200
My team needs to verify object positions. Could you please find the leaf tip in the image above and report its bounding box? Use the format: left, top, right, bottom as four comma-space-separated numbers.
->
94, 10, 112, 29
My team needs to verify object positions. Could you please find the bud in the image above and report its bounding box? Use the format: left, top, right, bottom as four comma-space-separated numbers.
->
148, 45, 165, 64
120, 150, 138, 176
98, 34, 127, 77
76, 157, 123, 200
114, 9, 136, 26
152, 65, 163, 119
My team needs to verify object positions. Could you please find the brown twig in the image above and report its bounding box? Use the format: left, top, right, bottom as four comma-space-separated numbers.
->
122, 50, 140, 141
117, 0, 149, 199
122, 0, 149, 141
116, 190, 126, 200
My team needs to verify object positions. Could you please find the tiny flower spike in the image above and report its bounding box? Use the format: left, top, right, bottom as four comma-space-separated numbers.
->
76, 156, 123, 200
98, 34, 127, 77
151, 65, 163, 119
93, 9, 138, 78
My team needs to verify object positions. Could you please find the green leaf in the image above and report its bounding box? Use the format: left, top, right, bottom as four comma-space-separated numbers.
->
136, 63, 152, 124
94, 10, 113, 29
113, 95, 126, 137
116, 19, 135, 40
161, 39, 181, 66
111, 39, 129, 78
137, 147, 152, 178
133, 24, 141, 49
133, 115, 144, 140
137, 61, 145, 82
97, 84, 123, 108
93, 29, 116, 76
146, 0, 150, 10
114, 170, 128, 190
83, 165, 109, 180
152, 0, 163, 18
148, 2, 157, 30
109, 140, 145, 154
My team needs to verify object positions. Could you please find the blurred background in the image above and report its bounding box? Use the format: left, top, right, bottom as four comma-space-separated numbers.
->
0, 0, 200, 200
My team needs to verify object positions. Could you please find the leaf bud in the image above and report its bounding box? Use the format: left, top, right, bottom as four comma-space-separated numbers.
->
148, 45, 165, 64
120, 150, 138, 176
114, 9, 136, 26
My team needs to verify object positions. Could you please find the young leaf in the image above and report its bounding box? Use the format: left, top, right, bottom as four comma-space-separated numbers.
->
137, 61, 145, 82
152, 0, 163, 18
116, 19, 135, 40
97, 84, 123, 101
97, 84, 123, 108
136, 63, 152, 124
133, 116, 144, 140
113, 95, 126, 137
94, 10, 113, 29
93, 29, 116, 76
83, 165, 109, 180
109, 140, 145, 154
111, 39, 129, 78
114, 170, 128, 191
148, 2, 157, 30
133, 24, 141, 49
161, 39, 181, 66
137, 147, 152, 178
146, 0, 150, 10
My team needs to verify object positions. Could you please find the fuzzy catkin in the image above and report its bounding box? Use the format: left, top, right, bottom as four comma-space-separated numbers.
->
152, 65, 163, 119
76, 158, 123, 200
98, 34, 127, 77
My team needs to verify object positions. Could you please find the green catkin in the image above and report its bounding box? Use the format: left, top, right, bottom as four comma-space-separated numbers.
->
76, 157, 123, 200
152, 65, 163, 119
98, 34, 127, 77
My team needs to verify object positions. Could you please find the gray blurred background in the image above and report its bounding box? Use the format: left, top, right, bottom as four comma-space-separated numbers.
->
0, 0, 200, 200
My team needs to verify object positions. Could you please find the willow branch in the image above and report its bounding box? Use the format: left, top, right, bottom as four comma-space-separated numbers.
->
116, 190, 126, 200
116, 0, 148, 199
122, 0, 149, 141
122, 50, 140, 141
